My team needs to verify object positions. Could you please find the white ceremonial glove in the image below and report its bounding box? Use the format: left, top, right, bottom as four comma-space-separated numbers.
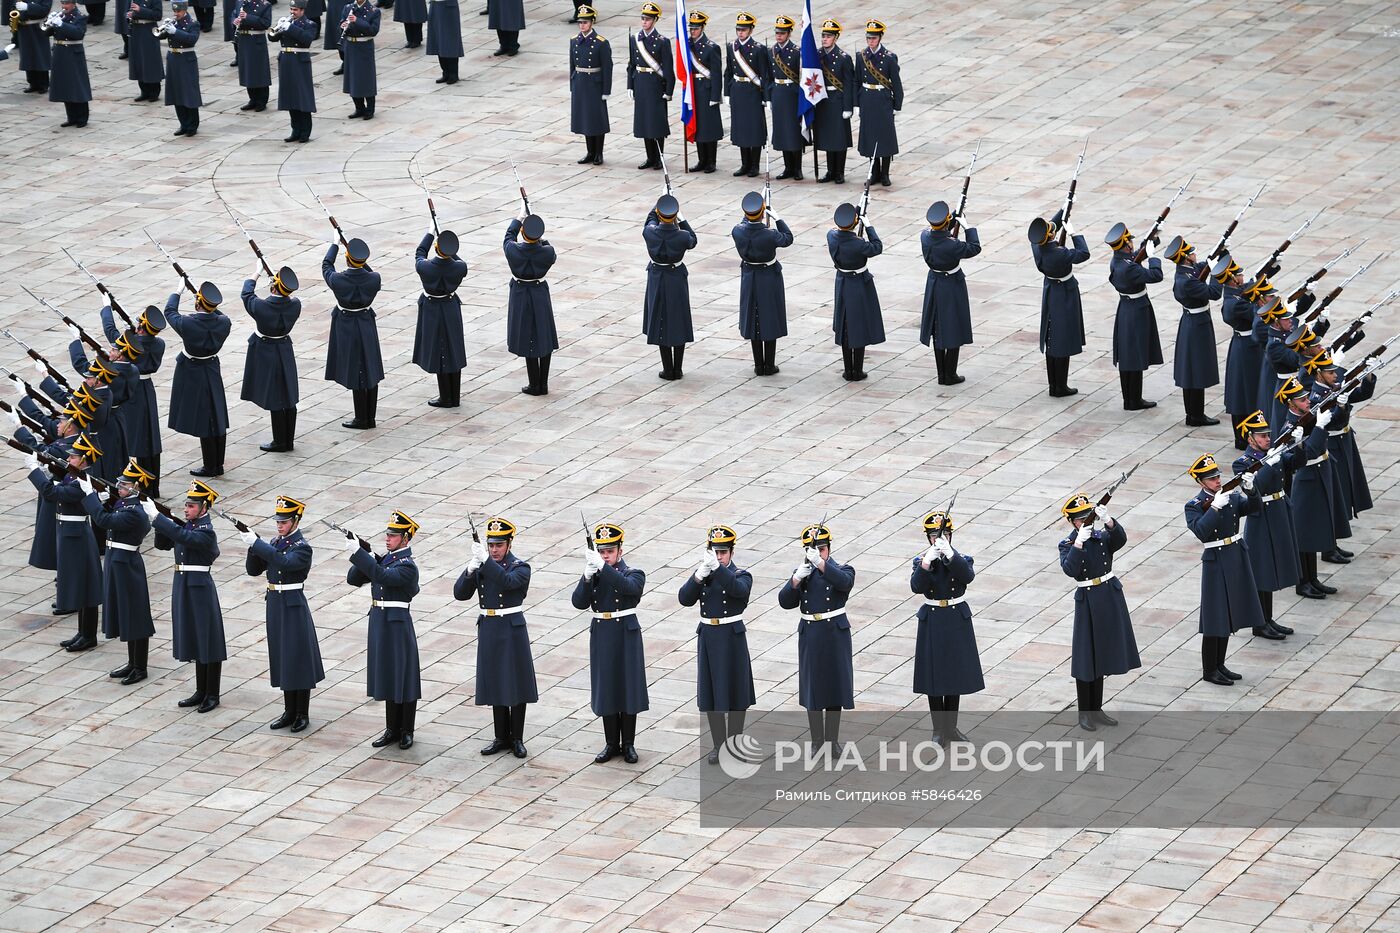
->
704, 548, 720, 572
626, 88, 633, 101
586, 547, 605, 570
1143, 240, 1156, 260
16, 2, 28, 11
8, 373, 24, 397
97, 488, 110, 503
1289, 425, 1304, 443
250, 266, 262, 283
466, 556, 481, 573
3, 44, 14, 54
1099, 507, 1113, 527
67, 324, 81, 342
23, 451, 39, 471
922, 543, 940, 563
472, 538, 488, 563
1338, 391, 1351, 406
693, 563, 710, 582
600, 94, 609, 101
33, 358, 47, 378
76, 475, 93, 495
793, 561, 813, 581
1074, 526, 1092, 546
1063, 220, 1076, 238
1319, 305, 1331, 320
1241, 471, 1256, 491
239, 529, 258, 545
1315, 408, 1334, 429
141, 498, 159, 519
1211, 489, 1231, 510
841, 110, 852, 119
581, 548, 599, 577
1331, 348, 1346, 367
1264, 447, 1282, 466
5, 408, 19, 428
803, 546, 822, 566
935, 538, 954, 559
662, 95, 671, 102
343, 531, 360, 555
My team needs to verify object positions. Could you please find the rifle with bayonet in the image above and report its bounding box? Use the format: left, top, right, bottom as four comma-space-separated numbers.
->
224, 204, 274, 278
319, 517, 374, 553
410, 157, 440, 236
1057, 138, 1089, 246
857, 144, 876, 237
1131, 175, 1194, 263
1208, 182, 1265, 260
0, 397, 54, 437
21, 288, 107, 358
62, 248, 136, 328
933, 491, 957, 543
0, 366, 62, 415
2, 326, 74, 393
1253, 208, 1322, 281
951, 139, 980, 235
659, 147, 674, 197
306, 186, 351, 249
6, 436, 72, 479
468, 512, 481, 544
1300, 254, 1385, 323
511, 161, 531, 216
1287, 239, 1367, 304
144, 228, 199, 295
582, 510, 594, 551
1327, 291, 1398, 355
1081, 462, 1140, 526
215, 508, 251, 534
762, 147, 772, 228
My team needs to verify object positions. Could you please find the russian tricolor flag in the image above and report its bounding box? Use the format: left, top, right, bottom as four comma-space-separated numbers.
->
674, 0, 697, 142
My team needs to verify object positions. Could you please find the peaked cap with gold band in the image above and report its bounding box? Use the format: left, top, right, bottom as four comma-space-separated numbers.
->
575, 4, 597, 20
274, 495, 306, 520
1257, 295, 1289, 323
1236, 409, 1269, 438
640, 1, 661, 16
1211, 253, 1241, 283
926, 201, 953, 229
922, 510, 954, 534
194, 281, 223, 311
706, 524, 737, 549
1285, 324, 1319, 349
1241, 276, 1273, 303
72, 432, 102, 462
60, 401, 93, 429
138, 304, 167, 333
821, 18, 840, 34
594, 522, 624, 547
486, 517, 517, 542
687, 10, 707, 25
774, 14, 795, 29
1275, 376, 1308, 404
800, 523, 832, 546
71, 383, 100, 410
1165, 235, 1194, 264
1301, 348, 1334, 375
865, 18, 884, 35
735, 11, 755, 27
114, 332, 142, 359
387, 509, 419, 538
271, 266, 300, 297
1187, 453, 1220, 480
88, 356, 117, 384
1104, 222, 1131, 249
186, 479, 219, 504
1061, 492, 1094, 519
120, 457, 156, 487
1027, 216, 1056, 246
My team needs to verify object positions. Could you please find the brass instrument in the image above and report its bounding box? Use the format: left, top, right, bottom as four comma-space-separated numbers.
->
153, 15, 173, 35
9, 10, 21, 35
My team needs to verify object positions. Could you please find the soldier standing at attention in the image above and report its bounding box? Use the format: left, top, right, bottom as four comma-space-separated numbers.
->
345, 510, 422, 749
768, 15, 803, 179
340, 0, 378, 119
828, 202, 884, 381
232, 0, 270, 111
455, 517, 537, 759
164, 282, 231, 478
1058, 493, 1140, 731
629, 2, 673, 171
1216, 254, 1259, 449
323, 237, 385, 429
125, 0, 162, 101
685, 10, 721, 173
393, 0, 424, 49
574, 522, 648, 765
159, 1, 201, 136
724, 11, 769, 178
919, 201, 980, 386
642, 194, 697, 380
504, 213, 559, 396
911, 509, 982, 746
44, 0, 91, 129
778, 523, 855, 753
1029, 211, 1089, 397
81, 458, 154, 684
1231, 411, 1298, 640
272, 1, 316, 143
25, 434, 103, 652
15, 0, 54, 94
425, 0, 461, 84
569, 6, 610, 163
732, 191, 792, 376
678, 525, 755, 765
240, 265, 302, 452
147, 480, 226, 712
413, 229, 468, 408
1105, 222, 1165, 410
1277, 377, 1340, 600
813, 20, 853, 183
243, 495, 324, 733
854, 19, 900, 186
487, 0, 522, 56
1167, 236, 1224, 427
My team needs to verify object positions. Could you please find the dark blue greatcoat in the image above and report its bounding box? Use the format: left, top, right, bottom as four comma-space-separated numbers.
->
829, 225, 885, 348
778, 557, 856, 710
339, 0, 378, 98
412, 233, 468, 373
768, 40, 803, 152
1059, 521, 1141, 681
393, 0, 425, 26
813, 45, 853, 151
486, 0, 521, 30
322, 244, 385, 390
732, 218, 793, 340
16, 0, 53, 72
349, 545, 422, 702
569, 28, 610, 136
276, 16, 317, 113
323, 0, 344, 47
1316, 377, 1375, 520
70, 341, 136, 482
1032, 231, 1090, 356
233, 0, 270, 88
678, 562, 756, 712
29, 468, 102, 612
248, 530, 325, 690
1233, 450, 1299, 592
240, 279, 300, 409
164, 15, 202, 108
725, 36, 770, 148
127, 0, 164, 82
1109, 251, 1164, 370
642, 213, 697, 347
627, 28, 673, 139
455, 553, 539, 707
504, 218, 559, 357
688, 35, 721, 142
919, 227, 980, 349
573, 560, 649, 716
426, 0, 462, 58
1280, 413, 1338, 554
1256, 322, 1293, 431
17, 428, 68, 571
1185, 488, 1265, 636
153, 512, 226, 663
855, 45, 901, 157
49, 8, 92, 104
164, 294, 231, 438
83, 493, 153, 641
911, 549, 984, 697
1172, 261, 1223, 389
101, 306, 164, 457
1222, 287, 1261, 415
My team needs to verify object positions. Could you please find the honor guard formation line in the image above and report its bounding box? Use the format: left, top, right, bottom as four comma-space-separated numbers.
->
3, 0, 1400, 924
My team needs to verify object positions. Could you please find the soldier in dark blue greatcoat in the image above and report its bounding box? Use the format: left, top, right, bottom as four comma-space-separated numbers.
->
160, 2, 202, 136
854, 20, 901, 186
920, 201, 980, 386
241, 266, 301, 452
26, 433, 103, 652
101, 303, 166, 494
44, 0, 92, 128
569, 6, 610, 162
125, 0, 163, 100
82, 458, 154, 684
426, 0, 461, 84
1029, 212, 1089, 397
910, 509, 983, 746
1166, 236, 1224, 426
813, 20, 854, 183
504, 214, 559, 395
642, 194, 696, 380
1231, 411, 1298, 641
1215, 255, 1259, 449
164, 283, 231, 477
339, 0, 378, 117
1105, 221, 1165, 410
628, 3, 673, 170
232, 0, 270, 110
684, 10, 720, 172
768, 16, 804, 180
412, 230, 468, 408
323, 237, 384, 429
778, 522, 855, 752
724, 11, 769, 178
731, 191, 792, 376
829, 202, 884, 381
272, 1, 317, 143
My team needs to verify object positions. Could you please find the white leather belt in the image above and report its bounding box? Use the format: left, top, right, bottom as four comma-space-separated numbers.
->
267, 582, 304, 591
255, 331, 289, 339
280, 46, 309, 52
734, 76, 754, 83
774, 78, 794, 85
1341, 425, 1352, 434
636, 66, 655, 73
1306, 452, 1329, 466
372, 599, 411, 608
650, 261, 680, 268
1048, 273, 1074, 282
54, 40, 84, 45
1203, 535, 1239, 549
169, 47, 196, 52
923, 596, 967, 608
177, 564, 211, 572
835, 267, 866, 274
703, 614, 743, 625
512, 276, 545, 284
338, 305, 372, 312
800, 610, 847, 622
423, 291, 457, 299
58, 515, 90, 523
1118, 289, 1147, 299
139, 373, 154, 380
861, 83, 887, 90
743, 258, 778, 267
238, 29, 267, 34
933, 265, 962, 275
1234, 330, 1253, 337
576, 66, 601, 73
592, 610, 637, 621
183, 351, 220, 360
479, 606, 523, 617
1182, 306, 1208, 315
1277, 372, 1292, 380
345, 36, 373, 42
1262, 491, 1286, 502
108, 541, 139, 551
1076, 572, 1116, 588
